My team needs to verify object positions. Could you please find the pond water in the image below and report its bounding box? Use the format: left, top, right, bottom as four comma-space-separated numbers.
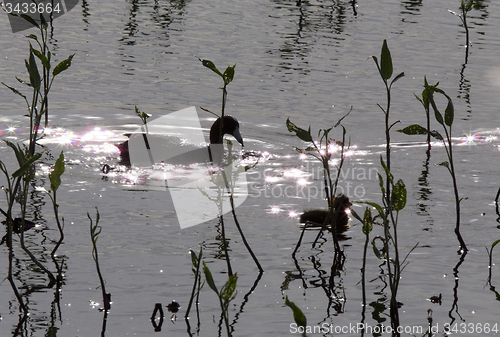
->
1, 0, 500, 336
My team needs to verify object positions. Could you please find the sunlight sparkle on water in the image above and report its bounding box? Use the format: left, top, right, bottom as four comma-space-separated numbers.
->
80, 127, 117, 142
34, 186, 48, 193
270, 206, 281, 214
288, 210, 298, 218
460, 132, 497, 145
297, 178, 309, 186
283, 168, 306, 179
461, 134, 478, 144
327, 143, 340, 154
344, 145, 358, 157
265, 175, 281, 183
82, 143, 120, 154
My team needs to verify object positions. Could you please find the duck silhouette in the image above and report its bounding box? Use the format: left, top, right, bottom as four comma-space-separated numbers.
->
117, 107, 243, 166
299, 195, 351, 233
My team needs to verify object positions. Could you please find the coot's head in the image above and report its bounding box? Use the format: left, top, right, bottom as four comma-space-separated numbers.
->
210, 116, 243, 146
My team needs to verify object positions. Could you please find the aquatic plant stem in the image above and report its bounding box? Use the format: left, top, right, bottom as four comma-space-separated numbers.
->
427, 81, 467, 251
89, 209, 111, 311
384, 88, 391, 199
49, 192, 64, 257
460, 0, 472, 64
378, 82, 400, 332
372, 39, 406, 334
361, 227, 370, 308
222, 170, 263, 273
442, 127, 467, 252
312, 124, 349, 248
185, 248, 203, 318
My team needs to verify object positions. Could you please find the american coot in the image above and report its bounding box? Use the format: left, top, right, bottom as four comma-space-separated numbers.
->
117, 106, 243, 166
299, 195, 352, 233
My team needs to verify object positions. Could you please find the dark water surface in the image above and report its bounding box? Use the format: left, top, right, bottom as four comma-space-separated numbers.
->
1, 0, 500, 336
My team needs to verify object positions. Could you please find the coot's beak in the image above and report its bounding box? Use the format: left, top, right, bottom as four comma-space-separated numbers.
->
232, 126, 244, 147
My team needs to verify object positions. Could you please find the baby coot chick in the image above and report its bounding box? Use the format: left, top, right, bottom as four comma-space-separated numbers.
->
299, 195, 352, 233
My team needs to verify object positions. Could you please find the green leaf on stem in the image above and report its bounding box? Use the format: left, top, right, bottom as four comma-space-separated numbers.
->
2, 82, 27, 99
15, 77, 31, 86
31, 47, 50, 71
5, 141, 27, 167
397, 124, 428, 135
135, 106, 151, 125
49, 151, 65, 192
444, 95, 454, 127
285, 296, 307, 328
202, 261, 218, 294
12, 153, 42, 178
429, 130, 443, 141
391, 179, 407, 211
221, 274, 238, 302
428, 92, 444, 125
53, 54, 75, 77
380, 156, 393, 183
463, 0, 474, 11
200, 59, 223, 78
380, 39, 393, 81
20, 14, 39, 28
190, 250, 199, 269
27, 50, 41, 90
286, 118, 313, 142
362, 207, 373, 235
390, 71, 405, 87
359, 201, 385, 219
223, 64, 236, 84
378, 173, 385, 195
26, 34, 39, 41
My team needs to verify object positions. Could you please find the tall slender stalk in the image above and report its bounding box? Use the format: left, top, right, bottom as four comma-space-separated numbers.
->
202, 261, 238, 337
48, 151, 65, 257
371, 39, 406, 334
449, 0, 474, 64
2, 16, 74, 157
89, 208, 111, 311
199, 59, 262, 273
399, 79, 468, 252
185, 247, 204, 318
0, 11, 73, 317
